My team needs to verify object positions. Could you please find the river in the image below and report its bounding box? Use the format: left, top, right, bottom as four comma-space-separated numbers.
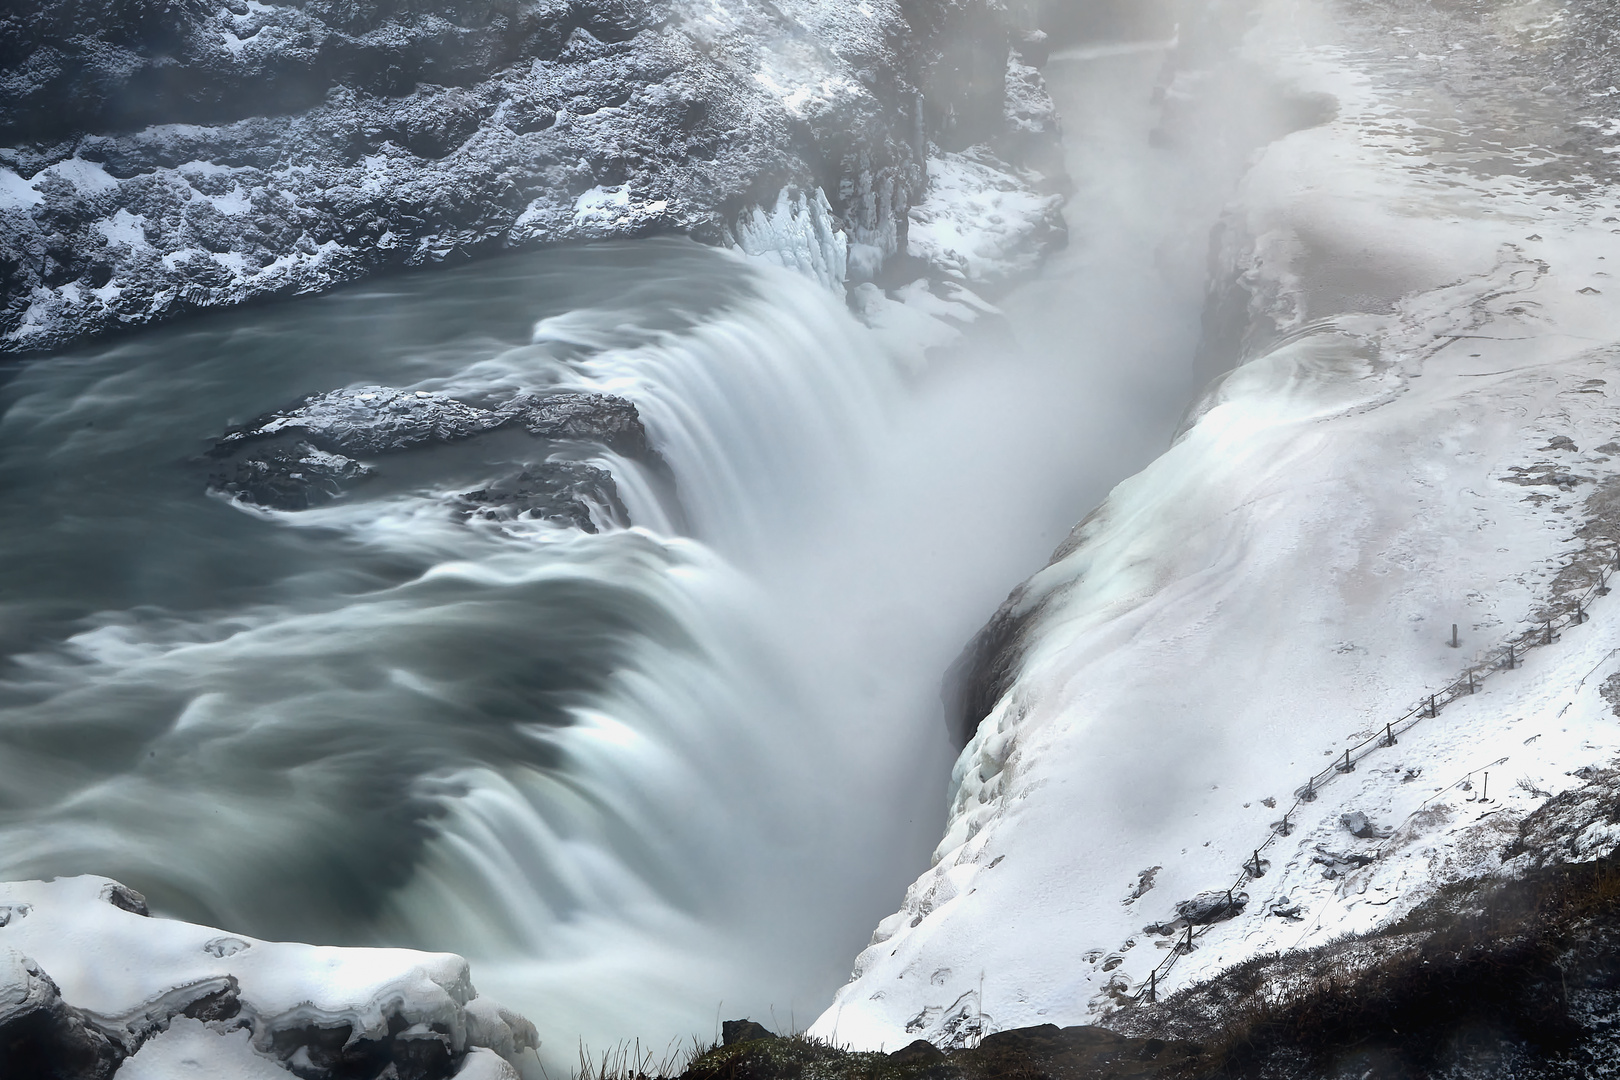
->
0, 38, 1219, 1068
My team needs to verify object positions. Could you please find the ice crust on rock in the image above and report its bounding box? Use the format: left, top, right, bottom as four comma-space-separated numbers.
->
816, 0, 1620, 1050
0, 0, 1065, 352
0, 875, 539, 1078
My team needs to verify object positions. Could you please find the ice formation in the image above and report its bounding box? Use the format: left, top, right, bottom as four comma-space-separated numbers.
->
733, 189, 849, 292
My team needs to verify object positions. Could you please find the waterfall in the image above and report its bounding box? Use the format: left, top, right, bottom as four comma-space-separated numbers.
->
0, 154, 1205, 1061
0, 239, 939, 1065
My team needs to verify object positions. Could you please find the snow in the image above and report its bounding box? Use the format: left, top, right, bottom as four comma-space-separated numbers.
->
0, 167, 42, 210
115, 1019, 287, 1079
208, 183, 253, 216
97, 210, 151, 249
455, 1047, 522, 1080
0, 875, 539, 1076
906, 151, 1062, 288
752, 69, 863, 120
41, 157, 121, 193
570, 185, 662, 231
220, 29, 259, 57
814, 0, 1620, 1050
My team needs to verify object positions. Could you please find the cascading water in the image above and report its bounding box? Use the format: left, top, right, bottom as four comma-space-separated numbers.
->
0, 32, 1223, 1070
0, 241, 923, 1061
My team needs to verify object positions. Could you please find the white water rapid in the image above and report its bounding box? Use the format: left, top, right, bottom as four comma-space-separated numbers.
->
0, 31, 1232, 1073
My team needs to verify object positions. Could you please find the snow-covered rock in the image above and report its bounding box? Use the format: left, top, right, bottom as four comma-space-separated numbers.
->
0, 0, 1065, 352
203, 384, 656, 530
905, 148, 1064, 290
0, 874, 539, 1078
814, 0, 1620, 1051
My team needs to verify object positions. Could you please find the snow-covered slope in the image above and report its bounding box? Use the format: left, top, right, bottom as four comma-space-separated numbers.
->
814, 0, 1620, 1049
0, 875, 538, 1078
0, 0, 1061, 352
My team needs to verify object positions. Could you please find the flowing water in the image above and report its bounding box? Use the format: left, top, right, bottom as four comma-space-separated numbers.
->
0, 42, 1221, 1068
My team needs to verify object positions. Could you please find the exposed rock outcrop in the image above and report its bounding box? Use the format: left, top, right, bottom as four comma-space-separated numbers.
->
0, 948, 121, 1080
0, 0, 1065, 352
205, 383, 661, 529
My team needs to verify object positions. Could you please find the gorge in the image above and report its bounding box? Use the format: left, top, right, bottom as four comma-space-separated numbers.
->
9, 1, 1620, 1078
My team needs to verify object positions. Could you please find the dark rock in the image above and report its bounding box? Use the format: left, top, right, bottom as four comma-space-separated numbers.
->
887, 1038, 946, 1065
205, 385, 654, 528
721, 1019, 776, 1046
394, 1024, 456, 1080
208, 441, 373, 511
1145, 890, 1248, 935
1175, 889, 1247, 925
1340, 810, 1390, 839
268, 1019, 463, 1080
1505, 765, 1620, 867
497, 391, 655, 461
1310, 847, 1375, 879
455, 461, 621, 533
99, 882, 149, 917
215, 386, 504, 458
180, 978, 243, 1025
0, 954, 123, 1080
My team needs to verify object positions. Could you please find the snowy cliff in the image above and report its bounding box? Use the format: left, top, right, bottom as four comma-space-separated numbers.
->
815, 0, 1620, 1051
0, 0, 1062, 352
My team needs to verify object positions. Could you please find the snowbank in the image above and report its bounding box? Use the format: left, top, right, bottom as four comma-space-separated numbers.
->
0, 875, 537, 1078
815, 0, 1620, 1050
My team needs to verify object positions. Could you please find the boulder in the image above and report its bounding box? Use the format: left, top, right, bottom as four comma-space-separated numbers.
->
205, 384, 655, 529
721, 1019, 776, 1046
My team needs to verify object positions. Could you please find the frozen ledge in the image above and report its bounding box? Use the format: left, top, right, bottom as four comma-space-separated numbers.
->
0, 875, 538, 1080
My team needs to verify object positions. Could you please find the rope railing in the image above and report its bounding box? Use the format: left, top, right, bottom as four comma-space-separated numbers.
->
1130, 538, 1620, 1006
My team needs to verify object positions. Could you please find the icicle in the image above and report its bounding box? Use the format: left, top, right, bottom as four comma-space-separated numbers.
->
732, 187, 850, 291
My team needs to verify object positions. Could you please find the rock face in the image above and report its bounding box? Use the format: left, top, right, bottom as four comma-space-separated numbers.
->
0, 0, 1063, 352
0, 949, 121, 1080
206, 384, 660, 529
